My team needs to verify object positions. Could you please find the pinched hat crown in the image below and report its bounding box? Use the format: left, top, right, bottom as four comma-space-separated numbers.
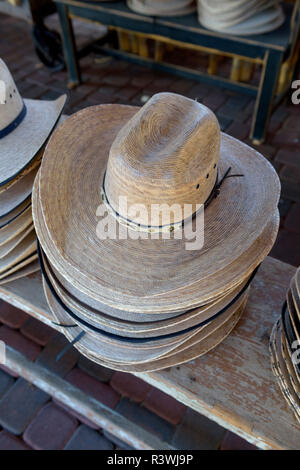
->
0, 59, 25, 137
103, 92, 220, 228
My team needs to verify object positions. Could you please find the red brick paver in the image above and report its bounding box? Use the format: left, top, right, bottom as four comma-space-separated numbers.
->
0, 430, 31, 450
0, 378, 49, 435
20, 318, 56, 346
143, 388, 187, 425
66, 368, 120, 410
172, 409, 225, 450
0, 326, 41, 361
110, 371, 152, 403
114, 397, 175, 444
64, 425, 114, 450
36, 334, 79, 377
220, 431, 257, 450
23, 403, 78, 450
54, 368, 120, 429
0, 326, 41, 376
0, 302, 30, 329
77, 355, 114, 382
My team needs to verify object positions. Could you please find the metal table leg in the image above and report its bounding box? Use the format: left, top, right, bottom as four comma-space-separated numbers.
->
250, 49, 283, 144
56, 3, 81, 88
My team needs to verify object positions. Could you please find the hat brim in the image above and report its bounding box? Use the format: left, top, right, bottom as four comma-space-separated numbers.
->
0, 114, 68, 195
0, 164, 39, 218
0, 259, 39, 285
270, 321, 300, 421
35, 104, 280, 314
0, 253, 38, 281
34, 175, 279, 317
42, 247, 250, 337
54, 304, 243, 372
198, 0, 279, 27
0, 95, 66, 186
0, 205, 32, 246
35, 169, 279, 318
0, 230, 36, 275
33, 176, 280, 316
0, 224, 34, 259
44, 275, 248, 366
199, 5, 285, 35
85, 298, 244, 372
127, 0, 196, 17
0, 198, 31, 230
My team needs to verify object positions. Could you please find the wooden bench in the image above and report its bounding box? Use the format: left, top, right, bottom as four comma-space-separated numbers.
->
54, 0, 300, 143
0, 256, 299, 449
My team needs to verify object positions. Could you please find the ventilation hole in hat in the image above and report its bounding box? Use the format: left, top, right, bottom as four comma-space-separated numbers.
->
9, 94, 12, 98
196, 184, 199, 189
13, 89, 16, 93
213, 164, 216, 169
206, 173, 209, 179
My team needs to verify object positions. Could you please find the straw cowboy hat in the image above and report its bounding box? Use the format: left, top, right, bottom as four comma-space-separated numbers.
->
0, 260, 40, 285
127, 0, 196, 16
40, 243, 251, 336
42, 271, 249, 371
37, 206, 278, 321
197, 0, 285, 35
270, 319, 300, 423
270, 266, 300, 424
33, 92, 280, 316
0, 58, 66, 186
0, 122, 66, 286
0, 58, 66, 284
35, 206, 278, 365
33, 92, 281, 370
37, 230, 253, 371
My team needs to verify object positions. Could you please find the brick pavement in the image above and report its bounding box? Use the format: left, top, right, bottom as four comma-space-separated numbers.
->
0, 10, 299, 450
0, 300, 256, 450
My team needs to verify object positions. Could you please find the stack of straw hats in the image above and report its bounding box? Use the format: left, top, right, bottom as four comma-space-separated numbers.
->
270, 267, 300, 424
32, 92, 280, 372
127, 0, 196, 16
0, 59, 66, 285
197, 0, 285, 35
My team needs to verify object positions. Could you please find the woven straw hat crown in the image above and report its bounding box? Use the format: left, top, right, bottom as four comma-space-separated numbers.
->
103, 93, 220, 227
0, 59, 23, 131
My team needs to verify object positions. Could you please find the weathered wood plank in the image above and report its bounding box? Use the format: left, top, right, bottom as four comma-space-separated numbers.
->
140, 258, 299, 449
0, 256, 299, 449
0, 271, 57, 328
